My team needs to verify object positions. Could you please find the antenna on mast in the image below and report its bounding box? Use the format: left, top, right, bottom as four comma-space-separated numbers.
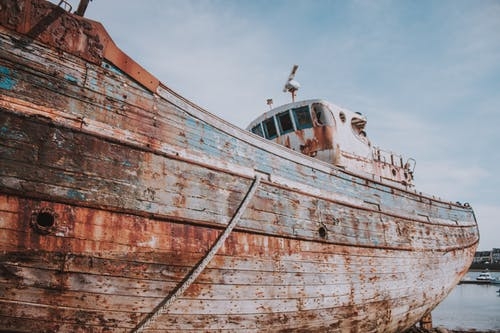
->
283, 64, 300, 102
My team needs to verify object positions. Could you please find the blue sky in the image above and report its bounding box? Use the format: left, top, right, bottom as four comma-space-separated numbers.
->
59, 0, 499, 250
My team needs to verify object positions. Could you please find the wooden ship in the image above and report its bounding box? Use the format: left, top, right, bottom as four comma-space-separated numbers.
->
0, 1, 479, 332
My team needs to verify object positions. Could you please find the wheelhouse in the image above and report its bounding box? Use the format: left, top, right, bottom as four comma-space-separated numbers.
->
247, 99, 370, 164
247, 99, 415, 186
249, 101, 334, 140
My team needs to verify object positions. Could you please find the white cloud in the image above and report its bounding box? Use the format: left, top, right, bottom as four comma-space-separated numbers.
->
416, 161, 489, 200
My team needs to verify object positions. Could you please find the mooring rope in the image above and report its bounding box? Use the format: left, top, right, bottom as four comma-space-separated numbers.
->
132, 174, 261, 333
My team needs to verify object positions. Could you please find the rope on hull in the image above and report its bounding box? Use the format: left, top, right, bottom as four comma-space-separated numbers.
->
132, 174, 262, 332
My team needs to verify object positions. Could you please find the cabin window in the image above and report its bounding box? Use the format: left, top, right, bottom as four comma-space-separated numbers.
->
351, 116, 366, 135
251, 123, 264, 137
351, 115, 368, 143
311, 103, 331, 127
292, 106, 313, 130
263, 117, 278, 139
277, 110, 294, 135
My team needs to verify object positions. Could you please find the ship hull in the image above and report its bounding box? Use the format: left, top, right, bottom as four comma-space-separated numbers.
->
0, 1, 479, 332
0, 192, 477, 332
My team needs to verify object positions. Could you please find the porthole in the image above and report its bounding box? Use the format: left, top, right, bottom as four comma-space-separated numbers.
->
339, 112, 346, 123
31, 208, 57, 235
37, 212, 54, 227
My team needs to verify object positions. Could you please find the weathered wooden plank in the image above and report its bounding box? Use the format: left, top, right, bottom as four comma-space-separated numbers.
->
0, 300, 139, 329
0, 316, 129, 333
145, 295, 427, 332
1, 256, 434, 300
2, 235, 449, 285
0, 284, 163, 312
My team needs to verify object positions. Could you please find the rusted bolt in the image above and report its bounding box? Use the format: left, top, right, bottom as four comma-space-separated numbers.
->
31, 208, 57, 235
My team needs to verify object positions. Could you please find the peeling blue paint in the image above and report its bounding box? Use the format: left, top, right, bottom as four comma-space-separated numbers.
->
67, 189, 85, 200
64, 74, 78, 84
103, 61, 125, 75
0, 66, 16, 90
88, 77, 98, 89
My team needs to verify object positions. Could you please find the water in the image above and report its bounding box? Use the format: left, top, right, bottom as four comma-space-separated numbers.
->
432, 271, 500, 331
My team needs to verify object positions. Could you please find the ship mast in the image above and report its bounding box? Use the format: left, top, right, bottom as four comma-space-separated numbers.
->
74, 0, 91, 17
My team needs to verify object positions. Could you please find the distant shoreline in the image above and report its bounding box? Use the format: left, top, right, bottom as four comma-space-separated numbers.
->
469, 263, 500, 272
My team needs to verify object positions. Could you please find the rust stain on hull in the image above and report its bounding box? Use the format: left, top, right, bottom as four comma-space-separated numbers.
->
0, 0, 479, 332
